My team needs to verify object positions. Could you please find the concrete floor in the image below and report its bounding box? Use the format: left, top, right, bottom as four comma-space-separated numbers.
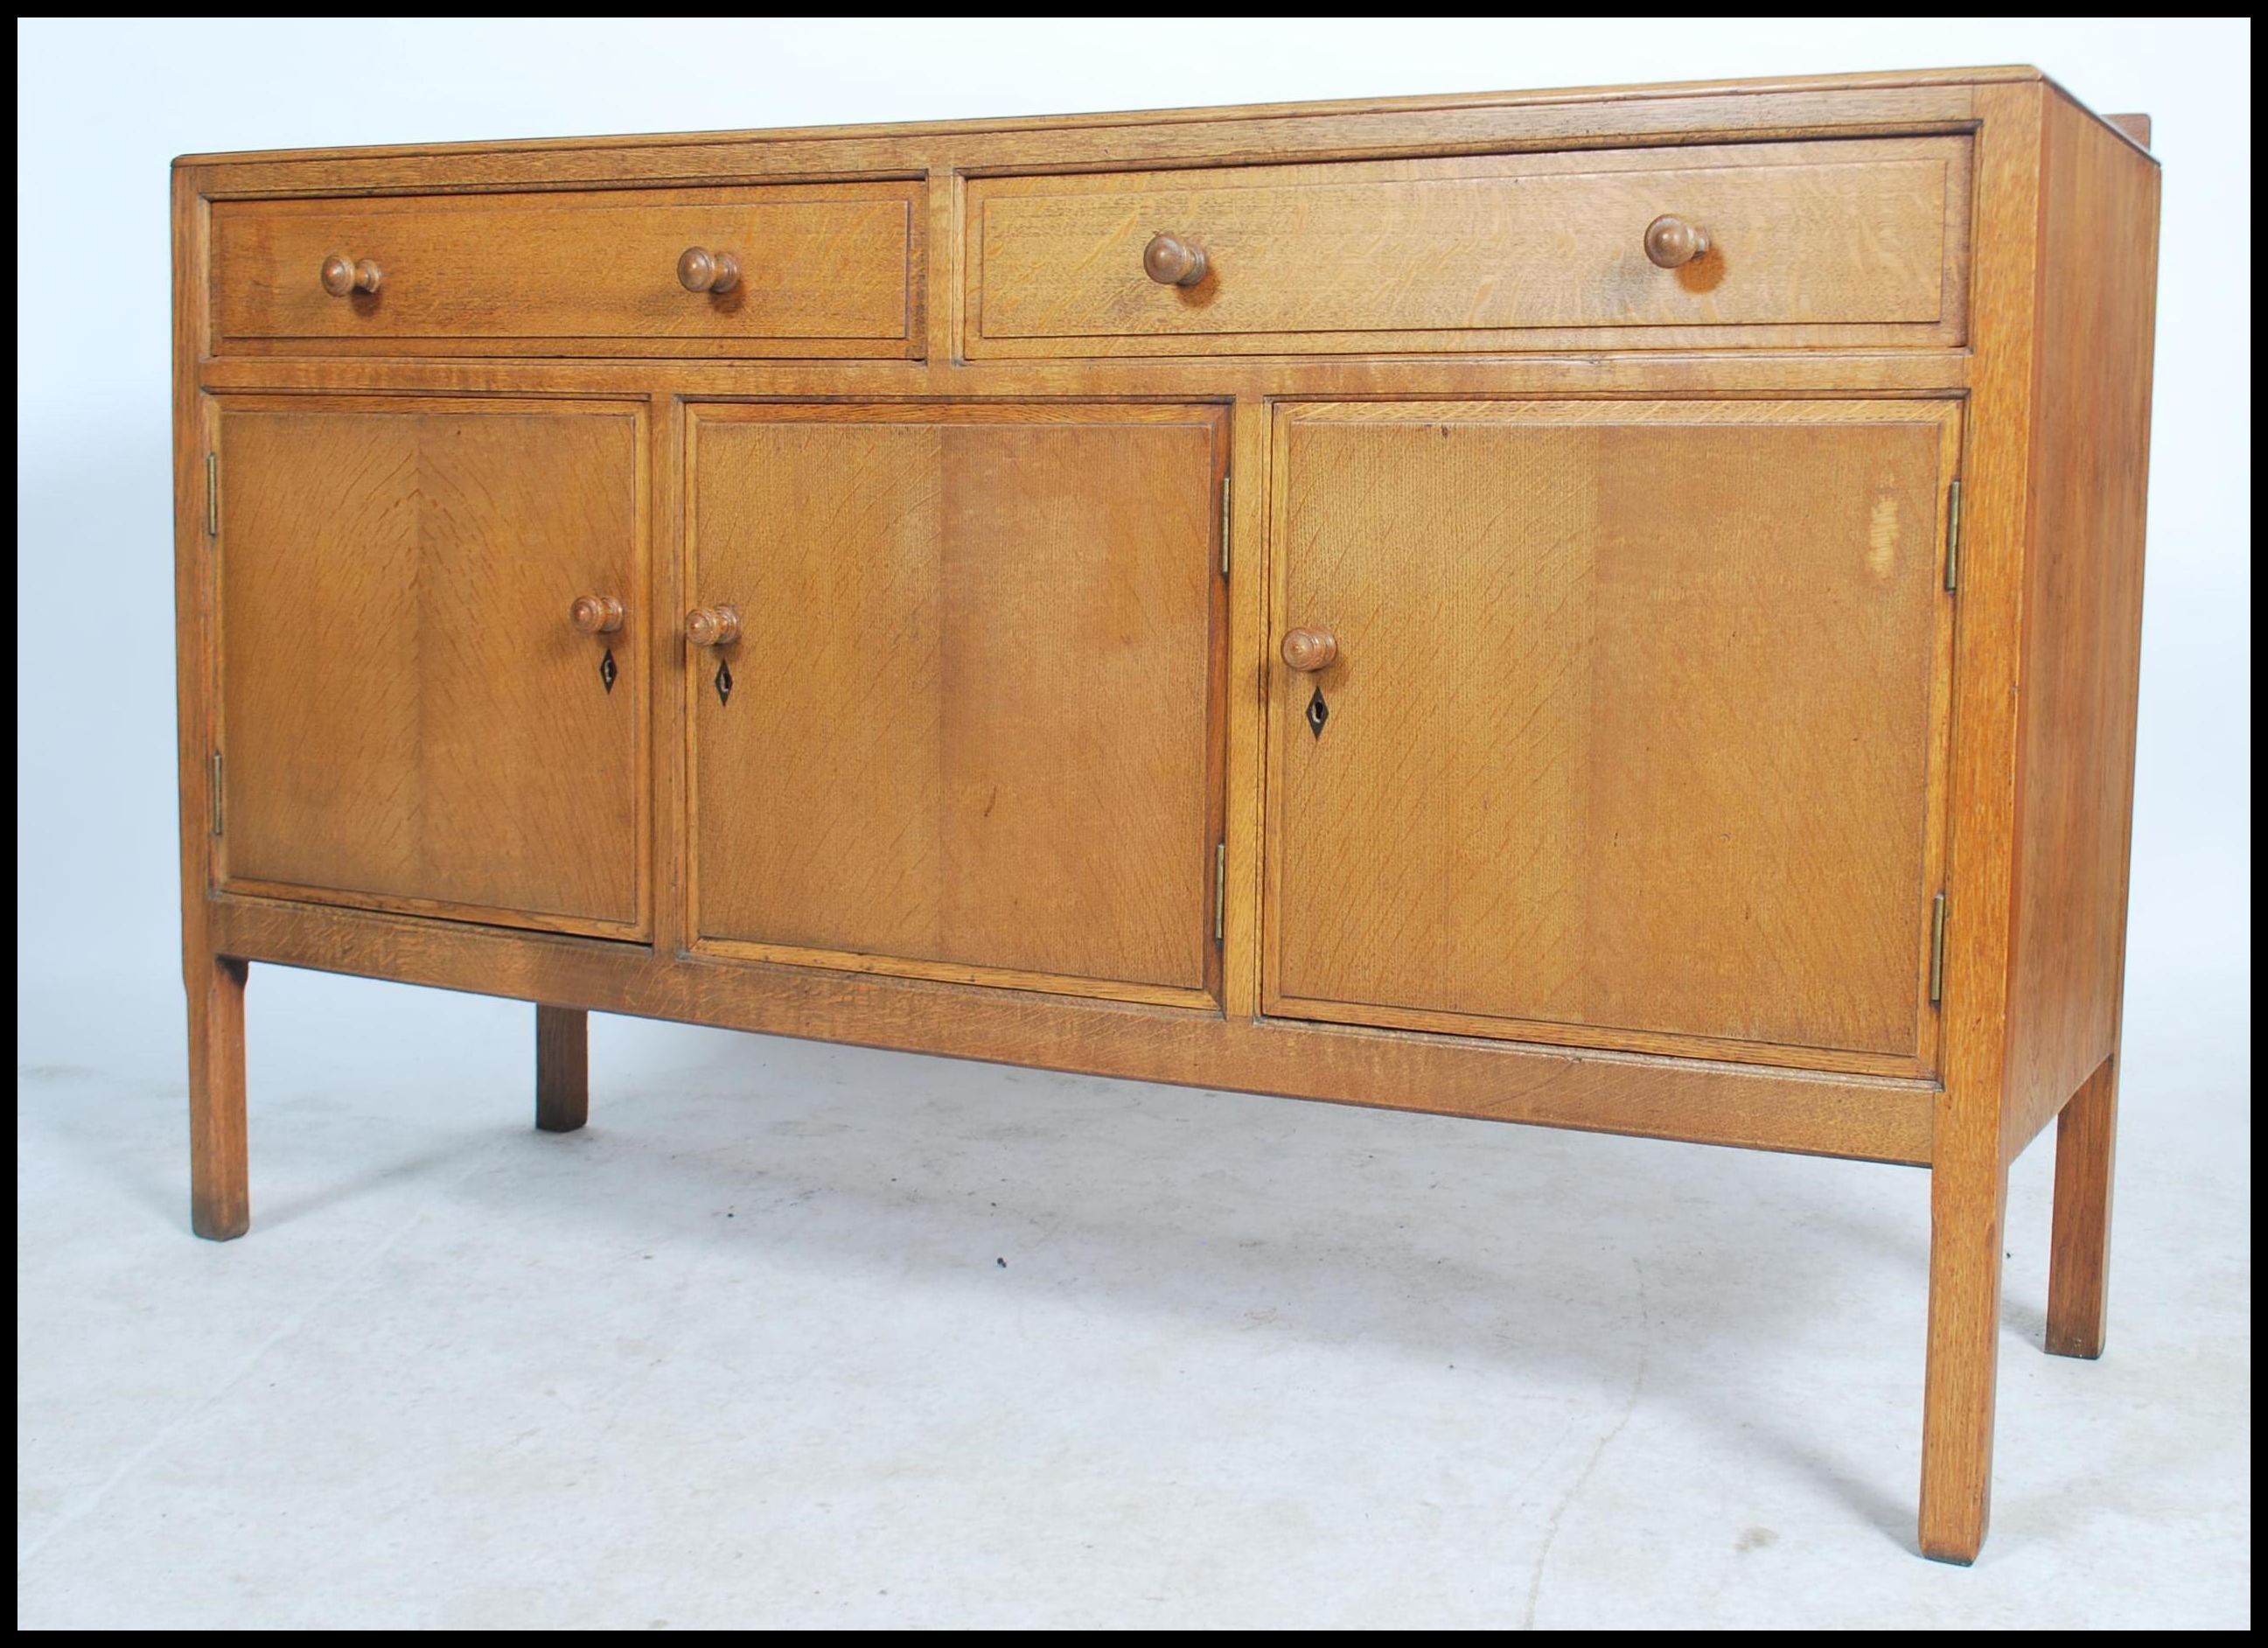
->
16, 967, 2250, 1629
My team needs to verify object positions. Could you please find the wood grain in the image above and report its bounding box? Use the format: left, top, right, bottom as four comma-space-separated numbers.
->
171, 69, 2163, 1561
1267, 400, 1957, 1071
1641, 213, 1710, 269
187, 954, 249, 1239
2001, 89, 2162, 1161
970, 137, 1970, 357
318, 253, 383, 297
1279, 626, 1336, 672
1141, 232, 1209, 287
683, 604, 741, 646
2047, 1054, 2119, 1358
213, 182, 921, 358
216, 397, 646, 934
648, 393, 691, 960
674, 246, 741, 295
1221, 395, 1271, 1023
173, 66, 2047, 169
210, 891, 1938, 1167
174, 164, 248, 1243
687, 402, 1226, 1002
192, 348, 1977, 403
173, 167, 220, 976
1917, 78, 2048, 1568
1921, 1150, 2008, 1563
534, 1004, 590, 1133
178, 79, 2004, 200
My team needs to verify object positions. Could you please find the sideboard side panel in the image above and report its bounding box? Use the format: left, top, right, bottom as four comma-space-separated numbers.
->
2002, 92, 2163, 1159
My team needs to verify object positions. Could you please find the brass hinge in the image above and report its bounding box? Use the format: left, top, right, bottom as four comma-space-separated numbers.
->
210, 752, 225, 836
1929, 890, 1948, 1005
1943, 478, 1962, 593
206, 452, 220, 537
1214, 841, 1227, 943
1220, 472, 1232, 577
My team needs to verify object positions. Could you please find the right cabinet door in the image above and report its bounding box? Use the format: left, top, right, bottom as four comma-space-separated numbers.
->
1267, 401, 1960, 1075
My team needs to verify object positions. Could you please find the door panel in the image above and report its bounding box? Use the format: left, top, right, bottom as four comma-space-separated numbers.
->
689, 403, 1225, 1003
1267, 401, 1957, 1070
217, 399, 646, 934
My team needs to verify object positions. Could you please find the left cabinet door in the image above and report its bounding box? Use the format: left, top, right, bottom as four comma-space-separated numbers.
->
213, 399, 647, 936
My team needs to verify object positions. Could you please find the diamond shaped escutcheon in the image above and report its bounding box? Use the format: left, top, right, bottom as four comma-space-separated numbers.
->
1306, 687, 1329, 739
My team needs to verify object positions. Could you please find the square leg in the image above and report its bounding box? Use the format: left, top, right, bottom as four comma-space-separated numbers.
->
2047, 1056, 2119, 1358
1919, 1151, 2007, 1565
189, 954, 250, 1241
536, 1005, 590, 1134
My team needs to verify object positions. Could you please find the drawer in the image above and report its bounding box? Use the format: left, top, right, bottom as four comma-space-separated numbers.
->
967, 136, 1969, 356
212, 181, 923, 358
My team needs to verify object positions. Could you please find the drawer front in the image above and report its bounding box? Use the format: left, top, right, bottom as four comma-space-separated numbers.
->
213, 182, 922, 357
968, 137, 1968, 356
1265, 400, 1963, 1078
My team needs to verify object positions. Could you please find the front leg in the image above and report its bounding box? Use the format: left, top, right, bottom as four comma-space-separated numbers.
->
1918, 1147, 2007, 1564
188, 954, 249, 1240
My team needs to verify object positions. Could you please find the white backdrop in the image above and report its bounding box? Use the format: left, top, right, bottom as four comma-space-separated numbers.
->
16, 17, 2248, 1103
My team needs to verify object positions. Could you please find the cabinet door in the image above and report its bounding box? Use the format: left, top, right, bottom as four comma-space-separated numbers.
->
1267, 401, 1959, 1072
687, 403, 1225, 1005
216, 399, 646, 935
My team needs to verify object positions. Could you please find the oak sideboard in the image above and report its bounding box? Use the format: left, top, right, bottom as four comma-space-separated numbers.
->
171, 66, 2160, 1563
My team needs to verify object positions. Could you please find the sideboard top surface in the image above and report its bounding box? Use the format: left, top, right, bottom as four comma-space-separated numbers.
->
172, 64, 2152, 172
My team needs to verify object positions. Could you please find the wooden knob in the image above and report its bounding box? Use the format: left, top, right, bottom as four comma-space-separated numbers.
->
1643, 215, 1710, 269
1142, 233, 1209, 287
686, 605, 741, 647
1281, 627, 1338, 673
570, 595, 625, 635
677, 247, 741, 295
319, 254, 383, 296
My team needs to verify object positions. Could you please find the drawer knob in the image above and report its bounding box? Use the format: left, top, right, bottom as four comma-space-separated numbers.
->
1281, 627, 1338, 673
319, 254, 383, 297
569, 595, 625, 635
1142, 233, 1209, 287
1643, 214, 1711, 269
677, 247, 741, 295
686, 605, 742, 647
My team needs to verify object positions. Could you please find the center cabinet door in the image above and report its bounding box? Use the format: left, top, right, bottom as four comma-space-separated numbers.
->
1267, 401, 1961, 1075
687, 403, 1227, 1006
